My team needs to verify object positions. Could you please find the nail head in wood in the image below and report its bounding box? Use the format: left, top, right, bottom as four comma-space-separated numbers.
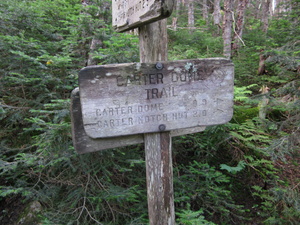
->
155, 62, 163, 70
159, 124, 166, 131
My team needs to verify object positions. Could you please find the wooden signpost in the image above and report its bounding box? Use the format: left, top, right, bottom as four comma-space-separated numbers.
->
139, 19, 175, 224
71, 1, 234, 224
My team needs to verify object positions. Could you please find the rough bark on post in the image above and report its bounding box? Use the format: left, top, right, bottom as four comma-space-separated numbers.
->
139, 19, 175, 225
144, 132, 174, 225
139, 20, 168, 62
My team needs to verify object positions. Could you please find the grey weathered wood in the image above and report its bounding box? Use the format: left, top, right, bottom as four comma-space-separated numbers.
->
71, 87, 205, 154
71, 88, 144, 154
144, 132, 174, 225
78, 58, 234, 139
112, 0, 174, 32
139, 17, 168, 62
140, 19, 175, 225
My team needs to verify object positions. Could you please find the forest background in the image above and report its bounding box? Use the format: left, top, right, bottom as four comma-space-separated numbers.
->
0, 0, 299, 224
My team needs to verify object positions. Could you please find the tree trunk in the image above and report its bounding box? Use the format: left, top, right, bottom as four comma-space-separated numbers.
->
258, 49, 268, 75
176, 0, 181, 14
258, 85, 270, 120
188, 0, 195, 30
262, 0, 271, 32
253, 0, 261, 19
213, 0, 221, 26
81, 0, 103, 66
269, 0, 275, 16
213, 0, 222, 35
232, 0, 248, 52
87, 37, 102, 66
202, 0, 208, 23
172, 0, 181, 31
223, 0, 234, 59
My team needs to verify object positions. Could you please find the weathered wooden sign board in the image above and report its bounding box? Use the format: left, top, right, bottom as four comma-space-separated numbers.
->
71, 87, 206, 154
112, 0, 174, 32
78, 58, 234, 139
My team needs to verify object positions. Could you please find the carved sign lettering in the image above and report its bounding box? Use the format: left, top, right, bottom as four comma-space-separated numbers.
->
112, 0, 174, 32
71, 88, 206, 153
79, 58, 234, 139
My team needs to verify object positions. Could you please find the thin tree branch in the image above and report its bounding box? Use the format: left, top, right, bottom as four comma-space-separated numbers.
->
0, 104, 31, 109
231, 11, 246, 47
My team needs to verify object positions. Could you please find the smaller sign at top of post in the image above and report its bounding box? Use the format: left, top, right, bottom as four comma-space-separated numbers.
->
112, 0, 174, 32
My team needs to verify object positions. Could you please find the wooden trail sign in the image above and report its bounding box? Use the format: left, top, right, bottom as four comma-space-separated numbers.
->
71, 1, 235, 222
112, 0, 174, 32
78, 58, 234, 139
70, 87, 205, 154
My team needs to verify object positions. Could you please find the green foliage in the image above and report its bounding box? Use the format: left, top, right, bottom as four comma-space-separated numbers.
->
94, 32, 139, 64
220, 160, 246, 174
1, 97, 148, 224
174, 159, 245, 224
252, 185, 300, 224
268, 19, 294, 45
0, 0, 145, 224
264, 47, 300, 79
176, 205, 216, 225
234, 84, 258, 102
168, 29, 223, 60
